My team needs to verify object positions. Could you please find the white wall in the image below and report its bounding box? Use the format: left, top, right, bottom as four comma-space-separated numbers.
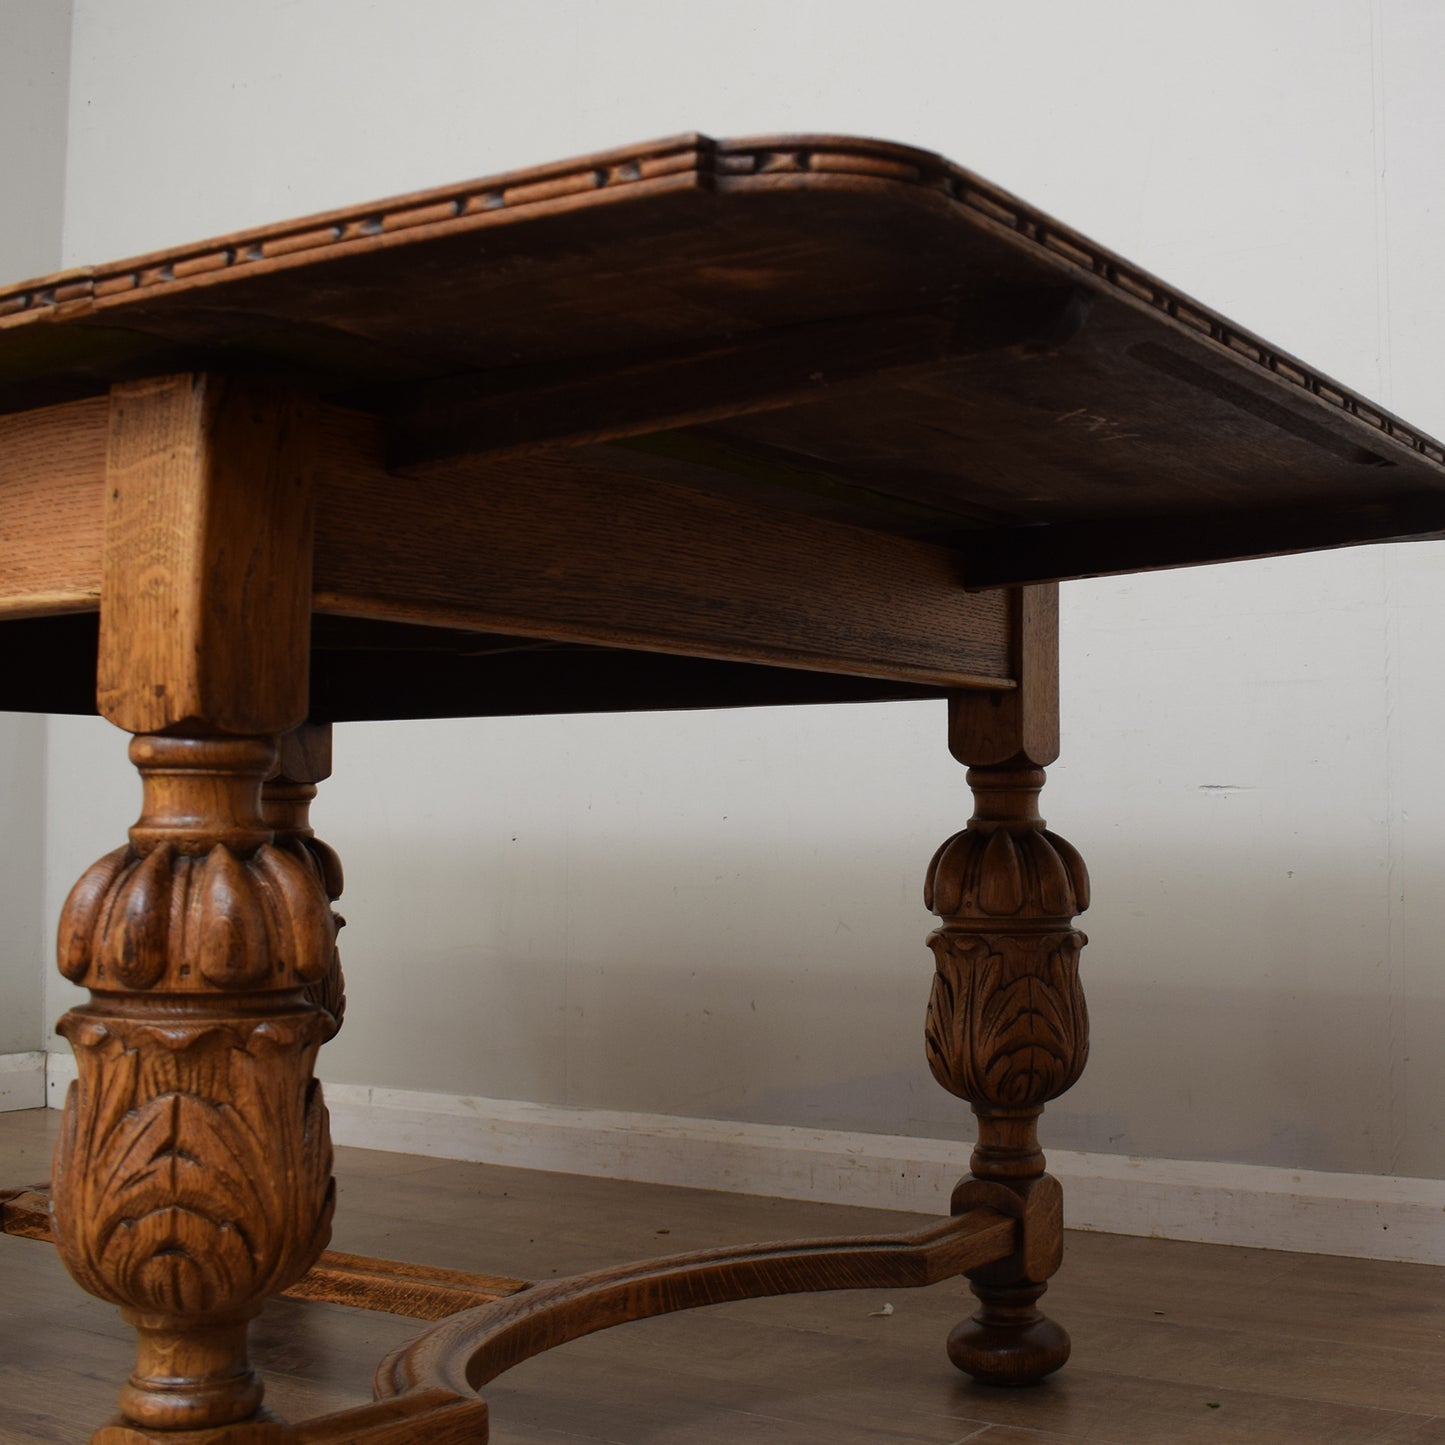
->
0, 0, 70, 1056
0, 0, 70, 285
42, 0, 1445, 1178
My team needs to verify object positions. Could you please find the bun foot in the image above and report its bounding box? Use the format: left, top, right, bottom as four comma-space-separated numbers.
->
946, 1284, 1070, 1386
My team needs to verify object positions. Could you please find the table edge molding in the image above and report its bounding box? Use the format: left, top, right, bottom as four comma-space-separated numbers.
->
1, 133, 1438, 469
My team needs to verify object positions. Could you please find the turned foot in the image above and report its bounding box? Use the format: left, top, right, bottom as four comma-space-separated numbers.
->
947, 1281, 1070, 1386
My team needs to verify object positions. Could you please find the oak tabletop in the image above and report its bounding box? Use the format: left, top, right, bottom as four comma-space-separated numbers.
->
4, 133, 1443, 588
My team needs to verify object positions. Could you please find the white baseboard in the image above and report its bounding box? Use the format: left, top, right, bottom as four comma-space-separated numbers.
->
42, 1051, 1444, 1265
45, 1049, 71, 1109
0, 1052, 45, 1112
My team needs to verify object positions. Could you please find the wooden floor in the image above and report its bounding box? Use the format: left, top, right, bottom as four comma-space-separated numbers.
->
2, 1109, 1443, 1443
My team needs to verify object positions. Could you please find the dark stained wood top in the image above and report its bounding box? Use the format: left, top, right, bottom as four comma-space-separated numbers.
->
4, 132, 1444, 589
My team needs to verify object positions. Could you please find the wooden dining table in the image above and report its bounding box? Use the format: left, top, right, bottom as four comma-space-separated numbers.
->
2, 132, 1443, 1443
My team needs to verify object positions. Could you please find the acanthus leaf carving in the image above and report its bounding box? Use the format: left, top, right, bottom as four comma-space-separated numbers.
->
57, 844, 129, 982
52, 1007, 334, 1320
926, 823, 1088, 923
198, 844, 271, 989
264, 797, 346, 1039
925, 930, 1089, 1110
978, 829, 1026, 916
103, 840, 173, 990
923, 764, 1090, 1183
58, 839, 335, 995
252, 842, 335, 987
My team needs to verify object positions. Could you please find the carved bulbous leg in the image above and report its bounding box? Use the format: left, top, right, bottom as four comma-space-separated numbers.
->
53, 735, 337, 1440
925, 763, 1089, 1386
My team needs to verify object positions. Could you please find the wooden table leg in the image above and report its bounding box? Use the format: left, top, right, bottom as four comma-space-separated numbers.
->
50, 373, 335, 1442
924, 585, 1090, 1386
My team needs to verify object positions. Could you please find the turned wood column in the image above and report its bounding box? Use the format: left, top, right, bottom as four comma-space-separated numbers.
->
924, 584, 1089, 1386
51, 374, 334, 1442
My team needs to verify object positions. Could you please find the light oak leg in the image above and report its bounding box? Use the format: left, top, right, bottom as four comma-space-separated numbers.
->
924, 586, 1090, 1386
55, 735, 336, 1439
51, 373, 332, 1441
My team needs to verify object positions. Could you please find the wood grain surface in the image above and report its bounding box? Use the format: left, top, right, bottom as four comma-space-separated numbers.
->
0, 1193, 527, 1322
3, 1114, 1445, 1444
3, 133, 1443, 589
377, 1210, 1017, 1404
0, 397, 104, 616
99, 373, 316, 735
0, 392, 1012, 697
949, 586, 1059, 769
314, 408, 1013, 688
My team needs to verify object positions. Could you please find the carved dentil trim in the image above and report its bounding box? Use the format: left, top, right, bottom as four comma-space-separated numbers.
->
56, 839, 335, 994
2, 137, 1436, 467
52, 1006, 334, 1318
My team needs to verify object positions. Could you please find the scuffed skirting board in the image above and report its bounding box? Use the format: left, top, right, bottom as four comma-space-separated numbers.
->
0, 1053, 46, 1112
44, 1051, 1444, 1265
